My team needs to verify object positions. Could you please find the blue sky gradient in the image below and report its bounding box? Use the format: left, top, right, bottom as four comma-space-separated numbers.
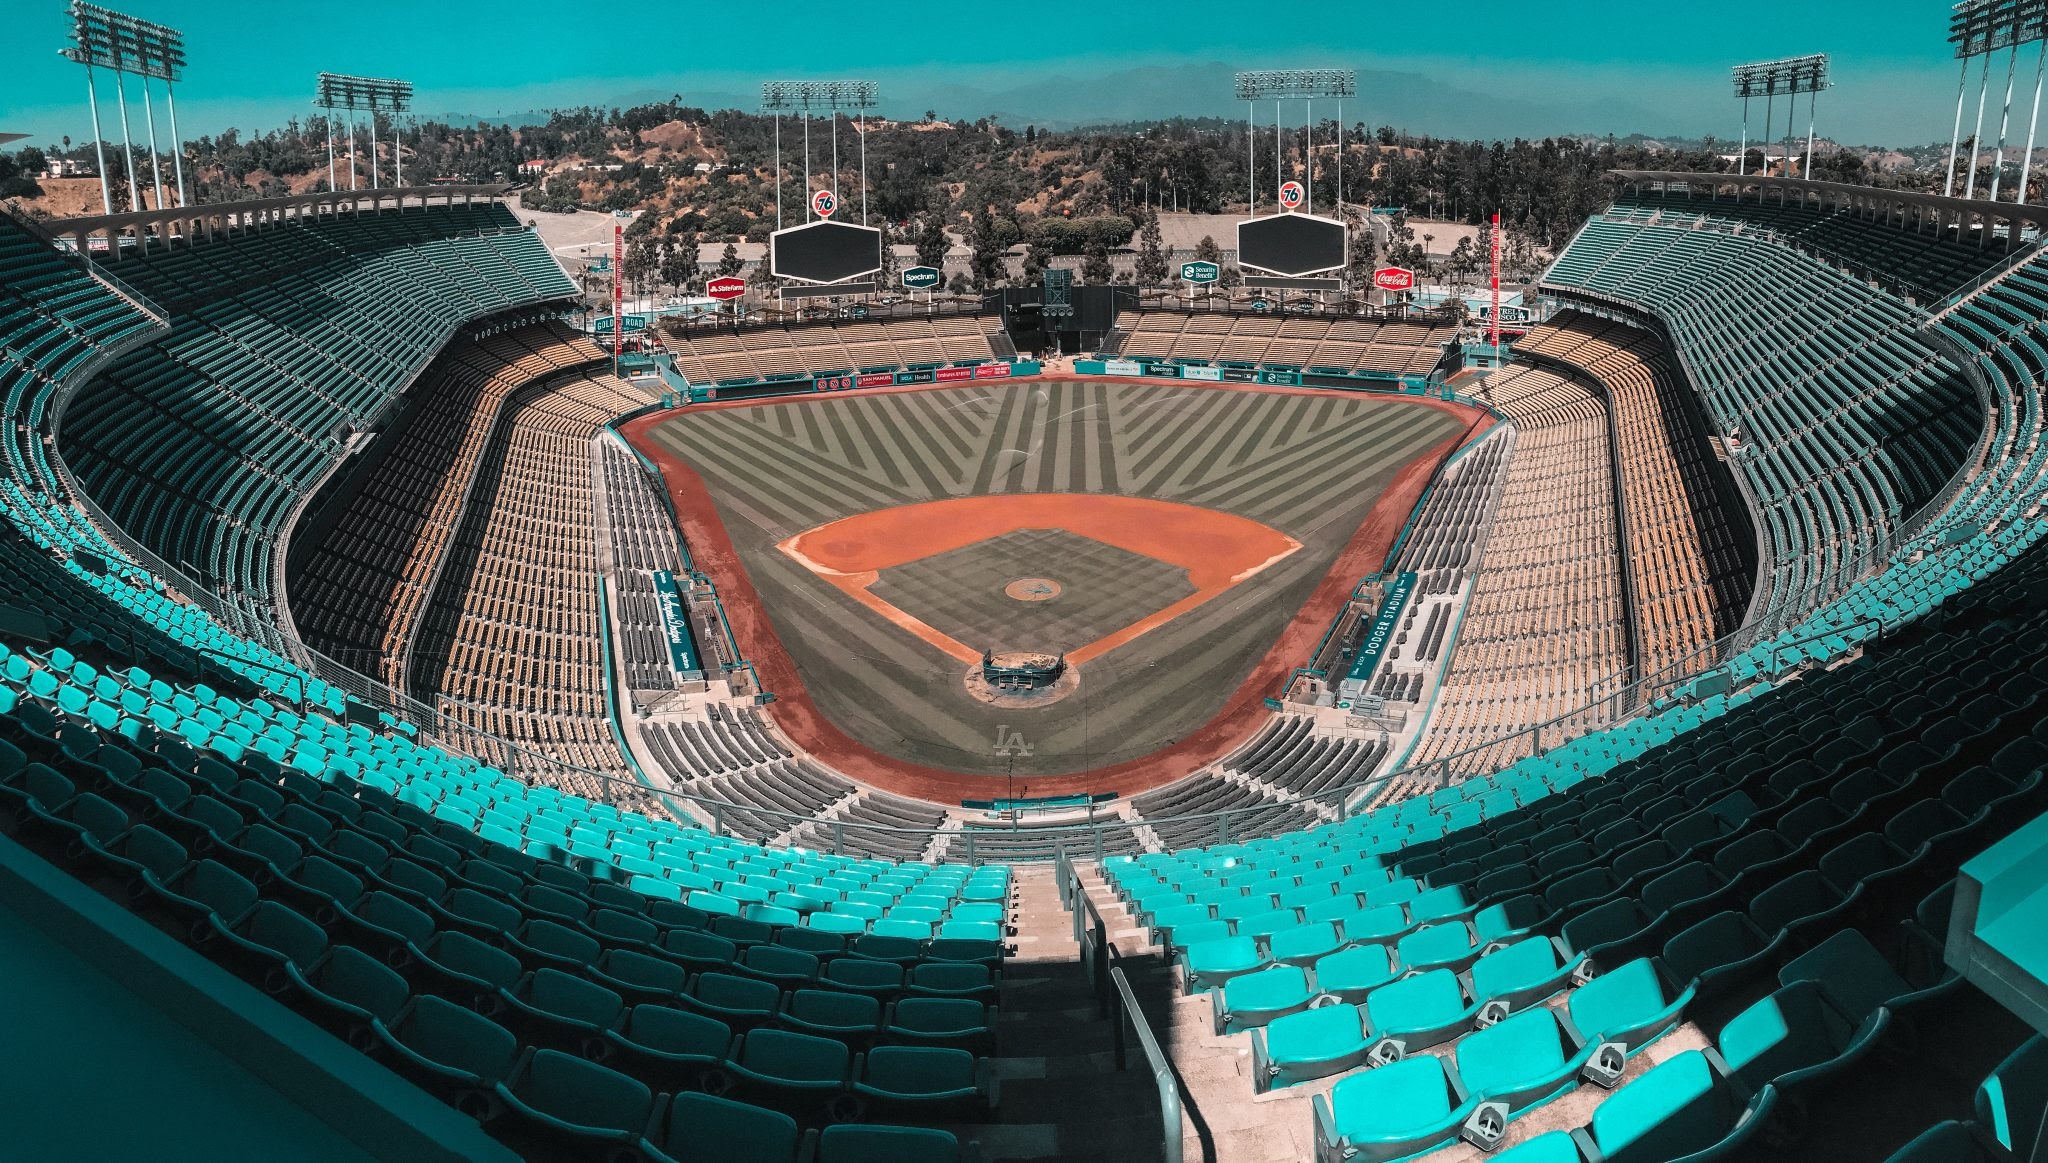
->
0, 1, 1981, 147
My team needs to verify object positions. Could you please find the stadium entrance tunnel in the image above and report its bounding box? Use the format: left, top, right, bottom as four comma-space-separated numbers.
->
624, 378, 1483, 794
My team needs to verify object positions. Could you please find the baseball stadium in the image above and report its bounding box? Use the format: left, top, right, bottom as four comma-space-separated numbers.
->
6, 2, 2048, 1161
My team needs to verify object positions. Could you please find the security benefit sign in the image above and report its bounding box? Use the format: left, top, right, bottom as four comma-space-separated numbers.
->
650, 570, 705, 681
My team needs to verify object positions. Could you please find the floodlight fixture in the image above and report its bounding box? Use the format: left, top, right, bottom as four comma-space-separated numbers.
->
1946, 1, 2048, 201
60, 1, 189, 214
760, 81, 881, 230
314, 72, 414, 191
1729, 54, 1831, 179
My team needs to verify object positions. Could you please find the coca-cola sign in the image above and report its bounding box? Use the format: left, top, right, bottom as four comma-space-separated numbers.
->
1372, 267, 1416, 292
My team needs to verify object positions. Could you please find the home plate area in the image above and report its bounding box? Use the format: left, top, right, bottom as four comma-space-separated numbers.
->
869, 529, 1196, 661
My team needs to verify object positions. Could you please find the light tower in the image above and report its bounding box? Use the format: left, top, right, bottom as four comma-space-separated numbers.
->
61, 2, 189, 214
314, 73, 414, 192
1731, 55, 1831, 179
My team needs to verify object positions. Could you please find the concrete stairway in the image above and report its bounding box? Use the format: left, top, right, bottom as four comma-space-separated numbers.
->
957, 863, 1178, 1161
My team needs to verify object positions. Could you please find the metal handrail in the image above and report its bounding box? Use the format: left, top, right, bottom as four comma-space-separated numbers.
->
1112, 965, 1184, 1163
1064, 855, 1183, 1163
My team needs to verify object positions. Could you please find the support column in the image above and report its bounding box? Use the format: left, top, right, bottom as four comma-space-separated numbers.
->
1335, 98, 1344, 218
325, 114, 336, 193
112, 67, 142, 213
394, 118, 403, 188
84, 64, 114, 217
1992, 44, 2019, 202
368, 109, 381, 190
773, 112, 782, 232
140, 72, 166, 211
1948, 56, 1973, 197
165, 80, 188, 207
347, 112, 358, 191
802, 108, 811, 220
1763, 91, 1775, 175
1804, 87, 1818, 180
2021, 38, 2046, 204
1246, 101, 1256, 214
1969, 53, 1993, 199
1305, 98, 1313, 214
1739, 94, 1750, 176
858, 109, 867, 225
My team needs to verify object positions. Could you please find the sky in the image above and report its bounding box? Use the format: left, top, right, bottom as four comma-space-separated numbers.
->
0, 0, 1997, 149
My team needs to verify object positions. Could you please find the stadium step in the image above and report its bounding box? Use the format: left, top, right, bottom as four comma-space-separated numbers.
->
962, 864, 1181, 1160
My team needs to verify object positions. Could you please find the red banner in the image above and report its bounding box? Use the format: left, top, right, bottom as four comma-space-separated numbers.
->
935, 366, 974, 382
1373, 267, 1416, 292
707, 277, 746, 301
972, 363, 1013, 379
856, 372, 896, 388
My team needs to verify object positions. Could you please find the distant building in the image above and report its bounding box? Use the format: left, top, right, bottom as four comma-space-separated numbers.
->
45, 158, 93, 178
517, 159, 550, 175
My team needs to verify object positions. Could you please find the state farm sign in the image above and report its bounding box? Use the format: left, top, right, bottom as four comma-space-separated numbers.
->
1372, 267, 1416, 292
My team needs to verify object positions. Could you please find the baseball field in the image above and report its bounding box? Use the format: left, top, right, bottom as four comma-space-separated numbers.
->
627, 378, 1479, 795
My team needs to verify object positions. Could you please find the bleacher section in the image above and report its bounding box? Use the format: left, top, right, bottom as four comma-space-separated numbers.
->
1609, 186, 2012, 302
1097, 514, 2048, 1160
597, 439, 695, 692
20, 176, 2048, 1160
1112, 311, 1454, 378
289, 322, 602, 689
411, 372, 659, 806
1542, 209, 1983, 636
1410, 364, 1629, 779
1518, 311, 1754, 680
664, 316, 997, 386
59, 203, 576, 625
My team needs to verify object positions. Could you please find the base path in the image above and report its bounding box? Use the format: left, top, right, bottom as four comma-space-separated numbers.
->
621, 376, 1492, 804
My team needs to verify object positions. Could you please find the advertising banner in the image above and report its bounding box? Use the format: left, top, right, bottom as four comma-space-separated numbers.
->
650, 571, 704, 679
1181, 365, 1222, 381
1103, 359, 1144, 376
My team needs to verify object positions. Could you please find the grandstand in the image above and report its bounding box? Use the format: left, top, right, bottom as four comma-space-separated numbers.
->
11, 118, 2048, 1163
1109, 310, 1455, 378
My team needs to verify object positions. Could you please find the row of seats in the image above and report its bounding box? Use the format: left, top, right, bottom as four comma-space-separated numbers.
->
666, 316, 995, 387
290, 322, 603, 689
61, 203, 578, 620
1542, 213, 1981, 637
1410, 363, 1629, 779
1609, 187, 2013, 302
411, 371, 661, 808
0, 633, 1007, 1159
598, 438, 697, 692
1112, 311, 1453, 377
1517, 311, 1754, 679
1110, 501, 2048, 1158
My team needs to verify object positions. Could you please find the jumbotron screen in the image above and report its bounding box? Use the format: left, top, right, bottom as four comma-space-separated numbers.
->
769, 220, 885, 284
1236, 213, 1347, 277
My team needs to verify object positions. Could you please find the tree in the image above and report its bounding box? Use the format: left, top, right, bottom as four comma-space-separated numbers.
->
660, 230, 700, 293
914, 215, 949, 270
716, 241, 744, 278
1080, 240, 1113, 284
621, 233, 658, 297
1345, 224, 1379, 287
1194, 234, 1222, 265
1020, 241, 1052, 283
1132, 209, 1168, 285
966, 204, 1006, 289
876, 218, 899, 283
